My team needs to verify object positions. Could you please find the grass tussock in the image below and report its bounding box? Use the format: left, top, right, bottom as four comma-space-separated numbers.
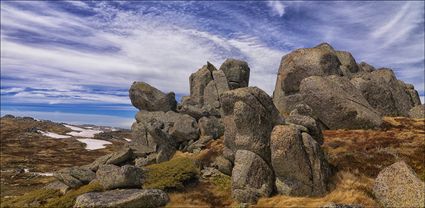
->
1, 189, 60, 208
0, 182, 102, 208
166, 173, 233, 208
255, 171, 378, 207
144, 156, 199, 190
43, 182, 103, 208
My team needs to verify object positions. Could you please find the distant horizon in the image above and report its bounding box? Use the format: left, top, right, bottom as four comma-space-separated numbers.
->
1, 1, 424, 128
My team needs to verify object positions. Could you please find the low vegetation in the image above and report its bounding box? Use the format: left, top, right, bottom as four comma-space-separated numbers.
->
143, 156, 199, 190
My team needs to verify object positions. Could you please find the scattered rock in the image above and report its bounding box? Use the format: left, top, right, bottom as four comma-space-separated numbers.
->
74, 189, 169, 208
409, 104, 425, 119
232, 150, 274, 204
54, 167, 96, 188
44, 181, 70, 194
219, 58, 250, 90
129, 82, 176, 112
373, 161, 425, 208
96, 165, 143, 190
135, 154, 157, 168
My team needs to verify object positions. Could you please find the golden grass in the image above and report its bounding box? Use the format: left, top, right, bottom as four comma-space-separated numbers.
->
255, 171, 377, 208
1, 189, 60, 208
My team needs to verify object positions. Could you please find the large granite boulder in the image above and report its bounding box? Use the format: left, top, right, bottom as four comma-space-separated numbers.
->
287, 109, 323, 144
219, 58, 250, 90
409, 104, 425, 119
273, 43, 342, 113
203, 70, 230, 110
231, 150, 274, 204
298, 75, 382, 129
373, 161, 424, 208
189, 62, 216, 105
271, 125, 331, 196
221, 87, 283, 163
351, 69, 415, 116
96, 165, 143, 190
129, 82, 176, 112
74, 189, 169, 208
54, 166, 96, 188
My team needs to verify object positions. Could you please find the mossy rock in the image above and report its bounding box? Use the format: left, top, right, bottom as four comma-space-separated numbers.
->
144, 156, 199, 190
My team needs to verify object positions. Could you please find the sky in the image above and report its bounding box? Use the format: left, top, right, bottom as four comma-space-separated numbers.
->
1, 1, 424, 128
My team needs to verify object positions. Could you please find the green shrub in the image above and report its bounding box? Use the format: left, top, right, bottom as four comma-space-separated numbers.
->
44, 182, 103, 208
1, 189, 60, 208
144, 156, 199, 190
210, 174, 231, 193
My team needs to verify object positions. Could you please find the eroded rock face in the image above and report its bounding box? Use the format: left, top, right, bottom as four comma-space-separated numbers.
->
232, 150, 274, 204
198, 116, 224, 139
96, 165, 143, 190
74, 189, 169, 208
373, 161, 424, 208
351, 69, 415, 116
129, 82, 176, 112
221, 87, 283, 163
271, 125, 331, 196
287, 110, 323, 144
219, 59, 250, 90
358, 62, 375, 72
299, 75, 382, 129
86, 148, 133, 171
54, 166, 96, 188
409, 104, 425, 119
336, 51, 359, 74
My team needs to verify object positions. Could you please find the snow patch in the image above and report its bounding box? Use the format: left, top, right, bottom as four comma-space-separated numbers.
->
38, 130, 71, 139
124, 138, 131, 142
65, 124, 102, 138
76, 138, 112, 150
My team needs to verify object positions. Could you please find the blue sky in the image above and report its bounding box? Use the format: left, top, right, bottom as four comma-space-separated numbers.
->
1, 1, 424, 128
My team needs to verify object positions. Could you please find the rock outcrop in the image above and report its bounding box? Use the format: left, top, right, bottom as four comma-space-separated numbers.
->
129, 82, 177, 112
373, 161, 424, 208
74, 189, 169, 208
219, 58, 250, 90
273, 43, 421, 129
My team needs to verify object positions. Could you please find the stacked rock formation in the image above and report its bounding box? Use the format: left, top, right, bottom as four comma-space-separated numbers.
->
273, 43, 421, 129
128, 59, 250, 164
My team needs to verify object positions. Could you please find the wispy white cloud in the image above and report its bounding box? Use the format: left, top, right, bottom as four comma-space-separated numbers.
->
267, 1, 286, 17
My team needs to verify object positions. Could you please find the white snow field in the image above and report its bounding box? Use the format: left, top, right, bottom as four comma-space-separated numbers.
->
76, 138, 112, 150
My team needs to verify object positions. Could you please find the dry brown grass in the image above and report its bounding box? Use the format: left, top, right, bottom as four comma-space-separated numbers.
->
255, 171, 377, 207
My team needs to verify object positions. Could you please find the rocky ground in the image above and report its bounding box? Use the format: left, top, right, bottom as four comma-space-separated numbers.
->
1, 115, 423, 207
0, 115, 131, 198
